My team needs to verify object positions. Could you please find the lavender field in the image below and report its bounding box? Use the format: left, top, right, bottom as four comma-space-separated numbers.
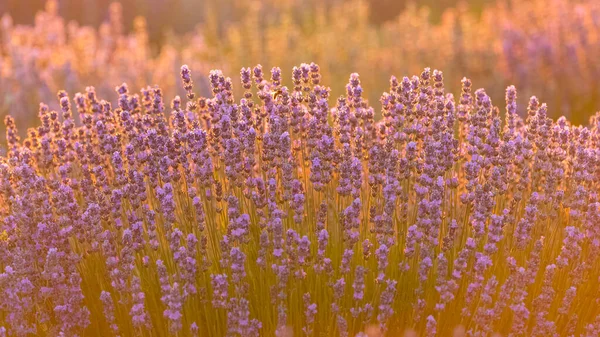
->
1, 1, 600, 336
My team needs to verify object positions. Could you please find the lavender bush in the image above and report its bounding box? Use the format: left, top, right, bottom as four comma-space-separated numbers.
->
1, 63, 600, 336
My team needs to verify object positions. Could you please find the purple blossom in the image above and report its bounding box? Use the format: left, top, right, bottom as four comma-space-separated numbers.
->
0, 58, 599, 336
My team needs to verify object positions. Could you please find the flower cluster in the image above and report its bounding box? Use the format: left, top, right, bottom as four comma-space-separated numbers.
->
2, 0, 600, 137
1, 62, 600, 336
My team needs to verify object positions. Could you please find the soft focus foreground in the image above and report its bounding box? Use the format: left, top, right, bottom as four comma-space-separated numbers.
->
2, 0, 600, 137
1, 63, 600, 336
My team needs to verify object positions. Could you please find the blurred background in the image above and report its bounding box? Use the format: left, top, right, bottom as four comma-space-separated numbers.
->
0, 0, 598, 139
0, 0, 493, 40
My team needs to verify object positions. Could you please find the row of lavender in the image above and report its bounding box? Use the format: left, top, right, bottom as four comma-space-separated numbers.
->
1, 63, 600, 336
3, 0, 600, 134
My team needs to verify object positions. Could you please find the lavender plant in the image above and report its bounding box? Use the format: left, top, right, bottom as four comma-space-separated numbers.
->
1, 63, 600, 337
